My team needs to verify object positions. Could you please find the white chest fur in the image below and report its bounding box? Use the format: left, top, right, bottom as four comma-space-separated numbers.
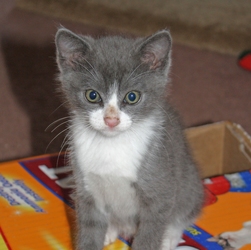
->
84, 173, 139, 219
72, 115, 156, 219
73, 116, 156, 181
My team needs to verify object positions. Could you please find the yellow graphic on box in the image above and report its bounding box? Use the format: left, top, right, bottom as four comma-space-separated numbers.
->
0, 233, 8, 250
41, 231, 70, 250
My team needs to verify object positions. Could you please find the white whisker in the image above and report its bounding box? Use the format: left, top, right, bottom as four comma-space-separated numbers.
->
72, 59, 98, 81
45, 116, 70, 132
130, 70, 152, 81
51, 120, 69, 133
82, 57, 99, 79
56, 132, 71, 168
61, 130, 72, 148
153, 103, 174, 124
124, 62, 145, 84
49, 101, 69, 116
45, 127, 69, 153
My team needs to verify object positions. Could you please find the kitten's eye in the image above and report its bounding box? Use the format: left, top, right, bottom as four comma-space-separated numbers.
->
124, 91, 141, 105
85, 90, 101, 103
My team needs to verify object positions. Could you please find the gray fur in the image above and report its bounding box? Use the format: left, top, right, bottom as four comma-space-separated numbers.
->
55, 28, 204, 250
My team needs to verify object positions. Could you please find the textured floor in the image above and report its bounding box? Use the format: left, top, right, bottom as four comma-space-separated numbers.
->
17, 0, 251, 55
0, 8, 250, 162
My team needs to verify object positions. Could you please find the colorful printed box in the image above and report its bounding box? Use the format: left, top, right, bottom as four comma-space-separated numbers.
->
1, 154, 251, 250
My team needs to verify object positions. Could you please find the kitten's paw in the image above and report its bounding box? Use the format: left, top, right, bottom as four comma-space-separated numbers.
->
161, 225, 184, 250
104, 227, 118, 246
161, 238, 179, 250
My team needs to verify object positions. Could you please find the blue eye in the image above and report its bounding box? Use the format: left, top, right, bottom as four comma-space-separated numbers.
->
85, 90, 101, 103
128, 92, 136, 102
124, 91, 140, 104
89, 91, 97, 100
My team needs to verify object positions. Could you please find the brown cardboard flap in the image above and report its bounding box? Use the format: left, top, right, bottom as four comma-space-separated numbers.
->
185, 121, 251, 178
223, 123, 251, 174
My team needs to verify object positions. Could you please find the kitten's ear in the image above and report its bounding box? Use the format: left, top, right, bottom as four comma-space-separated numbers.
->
137, 30, 172, 72
55, 28, 92, 71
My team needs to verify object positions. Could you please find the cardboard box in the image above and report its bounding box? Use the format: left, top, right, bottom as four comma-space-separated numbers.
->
0, 121, 251, 249
186, 121, 251, 178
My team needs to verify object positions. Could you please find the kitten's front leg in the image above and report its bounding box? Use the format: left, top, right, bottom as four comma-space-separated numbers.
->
160, 224, 185, 250
132, 219, 163, 249
104, 223, 119, 246
76, 196, 108, 250
132, 219, 183, 250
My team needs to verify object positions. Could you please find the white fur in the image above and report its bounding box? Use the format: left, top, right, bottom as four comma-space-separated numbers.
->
73, 114, 156, 179
161, 224, 184, 250
107, 93, 118, 107
86, 174, 139, 244
104, 224, 118, 246
72, 92, 158, 244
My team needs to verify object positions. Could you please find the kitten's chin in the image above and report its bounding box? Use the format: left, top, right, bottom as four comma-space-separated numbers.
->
98, 127, 128, 137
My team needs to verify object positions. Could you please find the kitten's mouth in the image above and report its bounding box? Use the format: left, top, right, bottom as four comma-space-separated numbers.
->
101, 121, 129, 137
101, 128, 121, 137
101, 116, 122, 136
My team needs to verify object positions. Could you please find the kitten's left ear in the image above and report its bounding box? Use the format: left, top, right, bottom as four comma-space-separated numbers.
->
138, 30, 172, 72
55, 28, 92, 72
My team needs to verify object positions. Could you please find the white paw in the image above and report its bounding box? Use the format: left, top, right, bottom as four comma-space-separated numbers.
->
161, 238, 179, 250
104, 227, 118, 246
161, 225, 184, 250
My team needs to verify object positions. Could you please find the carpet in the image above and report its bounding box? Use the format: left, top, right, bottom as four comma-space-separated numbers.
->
16, 0, 251, 55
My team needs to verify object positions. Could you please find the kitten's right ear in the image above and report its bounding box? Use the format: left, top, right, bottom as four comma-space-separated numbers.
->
137, 30, 172, 73
55, 28, 92, 72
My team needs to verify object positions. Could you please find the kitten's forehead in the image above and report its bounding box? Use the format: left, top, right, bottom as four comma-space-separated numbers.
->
90, 37, 140, 91
95, 36, 136, 55
93, 37, 138, 69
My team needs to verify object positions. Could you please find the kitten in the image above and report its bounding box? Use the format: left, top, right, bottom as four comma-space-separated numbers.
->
55, 28, 204, 250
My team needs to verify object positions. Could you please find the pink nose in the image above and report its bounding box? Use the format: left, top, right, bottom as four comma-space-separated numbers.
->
104, 117, 120, 128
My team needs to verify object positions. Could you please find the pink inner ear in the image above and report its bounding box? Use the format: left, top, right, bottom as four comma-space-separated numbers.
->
141, 52, 162, 70
66, 52, 82, 68
140, 33, 171, 70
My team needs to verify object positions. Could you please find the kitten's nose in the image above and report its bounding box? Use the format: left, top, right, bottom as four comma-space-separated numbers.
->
104, 117, 120, 128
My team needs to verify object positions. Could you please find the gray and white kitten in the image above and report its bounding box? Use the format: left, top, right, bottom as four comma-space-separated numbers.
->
55, 28, 204, 250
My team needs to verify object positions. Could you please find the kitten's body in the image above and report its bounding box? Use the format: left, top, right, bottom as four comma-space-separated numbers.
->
55, 29, 204, 250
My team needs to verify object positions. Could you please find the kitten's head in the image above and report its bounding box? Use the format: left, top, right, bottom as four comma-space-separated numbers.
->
55, 28, 172, 137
